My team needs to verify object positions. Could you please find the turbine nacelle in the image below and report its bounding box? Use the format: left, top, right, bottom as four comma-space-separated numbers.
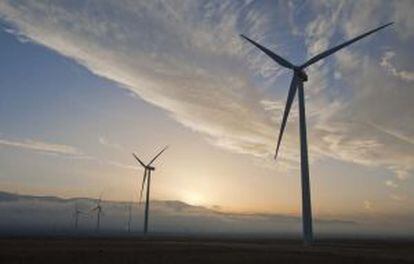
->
132, 146, 168, 172
92, 205, 102, 212
294, 68, 308, 82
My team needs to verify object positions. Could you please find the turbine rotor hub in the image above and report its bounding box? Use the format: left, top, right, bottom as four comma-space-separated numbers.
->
295, 69, 308, 82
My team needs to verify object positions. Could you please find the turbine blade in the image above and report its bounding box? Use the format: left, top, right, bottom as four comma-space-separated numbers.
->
240, 34, 295, 69
301, 22, 393, 68
275, 74, 298, 159
139, 170, 148, 204
132, 153, 146, 168
148, 145, 168, 166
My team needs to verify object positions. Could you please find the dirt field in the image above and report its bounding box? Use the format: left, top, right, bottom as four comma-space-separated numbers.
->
0, 237, 413, 264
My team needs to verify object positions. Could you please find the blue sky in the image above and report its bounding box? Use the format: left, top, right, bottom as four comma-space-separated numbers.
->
0, 1, 413, 230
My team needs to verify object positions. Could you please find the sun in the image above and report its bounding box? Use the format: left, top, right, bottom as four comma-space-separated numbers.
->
182, 191, 205, 206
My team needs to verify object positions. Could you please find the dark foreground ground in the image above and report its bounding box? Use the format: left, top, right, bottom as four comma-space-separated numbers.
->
0, 236, 413, 264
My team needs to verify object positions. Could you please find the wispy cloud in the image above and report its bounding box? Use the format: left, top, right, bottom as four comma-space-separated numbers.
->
0, 0, 412, 180
390, 193, 406, 202
98, 136, 123, 150
0, 135, 137, 172
307, 0, 414, 204
0, 0, 275, 161
0, 137, 82, 156
385, 180, 398, 189
363, 200, 373, 211
380, 51, 414, 82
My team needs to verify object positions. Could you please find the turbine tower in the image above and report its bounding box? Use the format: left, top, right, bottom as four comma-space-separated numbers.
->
91, 197, 103, 232
241, 22, 392, 245
132, 146, 168, 235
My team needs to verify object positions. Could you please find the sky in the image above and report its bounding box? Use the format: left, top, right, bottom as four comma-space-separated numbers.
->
0, 0, 413, 228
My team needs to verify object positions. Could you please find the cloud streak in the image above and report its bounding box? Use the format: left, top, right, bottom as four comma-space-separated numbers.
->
0, 135, 137, 172
0, 137, 82, 156
0, 0, 283, 164
380, 51, 414, 82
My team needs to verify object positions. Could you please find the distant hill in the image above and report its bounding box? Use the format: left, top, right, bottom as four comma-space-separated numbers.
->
0, 191, 358, 236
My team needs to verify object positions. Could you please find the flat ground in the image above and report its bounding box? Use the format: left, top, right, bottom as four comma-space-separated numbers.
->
0, 237, 413, 264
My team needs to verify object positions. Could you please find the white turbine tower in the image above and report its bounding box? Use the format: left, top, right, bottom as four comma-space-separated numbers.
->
241, 22, 393, 245
132, 146, 168, 235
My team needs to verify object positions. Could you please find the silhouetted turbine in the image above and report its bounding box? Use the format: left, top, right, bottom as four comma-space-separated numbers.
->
127, 202, 132, 233
73, 203, 84, 230
132, 146, 168, 235
91, 196, 103, 232
241, 22, 393, 245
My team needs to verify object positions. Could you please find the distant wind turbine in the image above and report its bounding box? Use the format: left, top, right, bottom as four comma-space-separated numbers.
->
241, 22, 393, 245
132, 146, 168, 235
91, 196, 103, 232
127, 202, 132, 233
73, 203, 84, 230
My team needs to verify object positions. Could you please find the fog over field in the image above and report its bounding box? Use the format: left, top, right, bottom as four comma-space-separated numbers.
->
0, 191, 412, 238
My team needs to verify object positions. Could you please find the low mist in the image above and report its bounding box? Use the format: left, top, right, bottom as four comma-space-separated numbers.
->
0, 192, 412, 238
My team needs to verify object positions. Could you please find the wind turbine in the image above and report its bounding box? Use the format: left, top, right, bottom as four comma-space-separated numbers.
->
73, 203, 84, 230
91, 196, 103, 232
241, 22, 393, 245
132, 146, 168, 235
127, 202, 132, 233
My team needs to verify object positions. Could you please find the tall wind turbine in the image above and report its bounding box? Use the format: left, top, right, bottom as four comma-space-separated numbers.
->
91, 197, 103, 232
241, 22, 392, 245
132, 146, 168, 235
